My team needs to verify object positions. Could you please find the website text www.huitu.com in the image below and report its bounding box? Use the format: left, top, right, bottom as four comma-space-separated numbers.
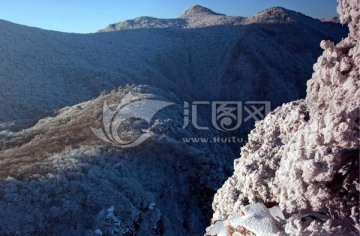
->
182, 136, 245, 144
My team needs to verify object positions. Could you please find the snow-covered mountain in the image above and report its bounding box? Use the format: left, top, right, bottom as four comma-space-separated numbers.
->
100, 6, 334, 31
0, 6, 347, 132
0, 4, 352, 235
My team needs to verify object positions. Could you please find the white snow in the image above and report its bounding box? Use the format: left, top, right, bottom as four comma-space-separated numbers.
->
268, 205, 285, 222
205, 203, 280, 236
205, 221, 227, 236
227, 203, 279, 236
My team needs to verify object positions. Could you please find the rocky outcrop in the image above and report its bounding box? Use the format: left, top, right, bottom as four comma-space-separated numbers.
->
207, 0, 359, 235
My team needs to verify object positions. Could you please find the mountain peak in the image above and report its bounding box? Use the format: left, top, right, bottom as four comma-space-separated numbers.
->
255, 7, 294, 23
180, 5, 223, 18
246, 6, 311, 24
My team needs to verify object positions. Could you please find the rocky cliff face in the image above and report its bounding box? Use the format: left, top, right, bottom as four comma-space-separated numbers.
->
207, 0, 360, 235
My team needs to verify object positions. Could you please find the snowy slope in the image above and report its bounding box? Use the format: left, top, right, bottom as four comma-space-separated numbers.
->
0, 85, 234, 235
0, 7, 347, 131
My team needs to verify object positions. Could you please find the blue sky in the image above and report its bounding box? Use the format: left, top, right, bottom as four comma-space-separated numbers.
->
0, 0, 339, 33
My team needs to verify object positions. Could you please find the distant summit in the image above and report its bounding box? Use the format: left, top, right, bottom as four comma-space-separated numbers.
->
244, 7, 316, 24
98, 5, 344, 32
179, 5, 223, 18
248, 7, 295, 23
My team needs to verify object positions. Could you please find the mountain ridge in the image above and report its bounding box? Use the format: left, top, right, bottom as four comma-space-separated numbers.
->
98, 5, 323, 32
0, 14, 347, 132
